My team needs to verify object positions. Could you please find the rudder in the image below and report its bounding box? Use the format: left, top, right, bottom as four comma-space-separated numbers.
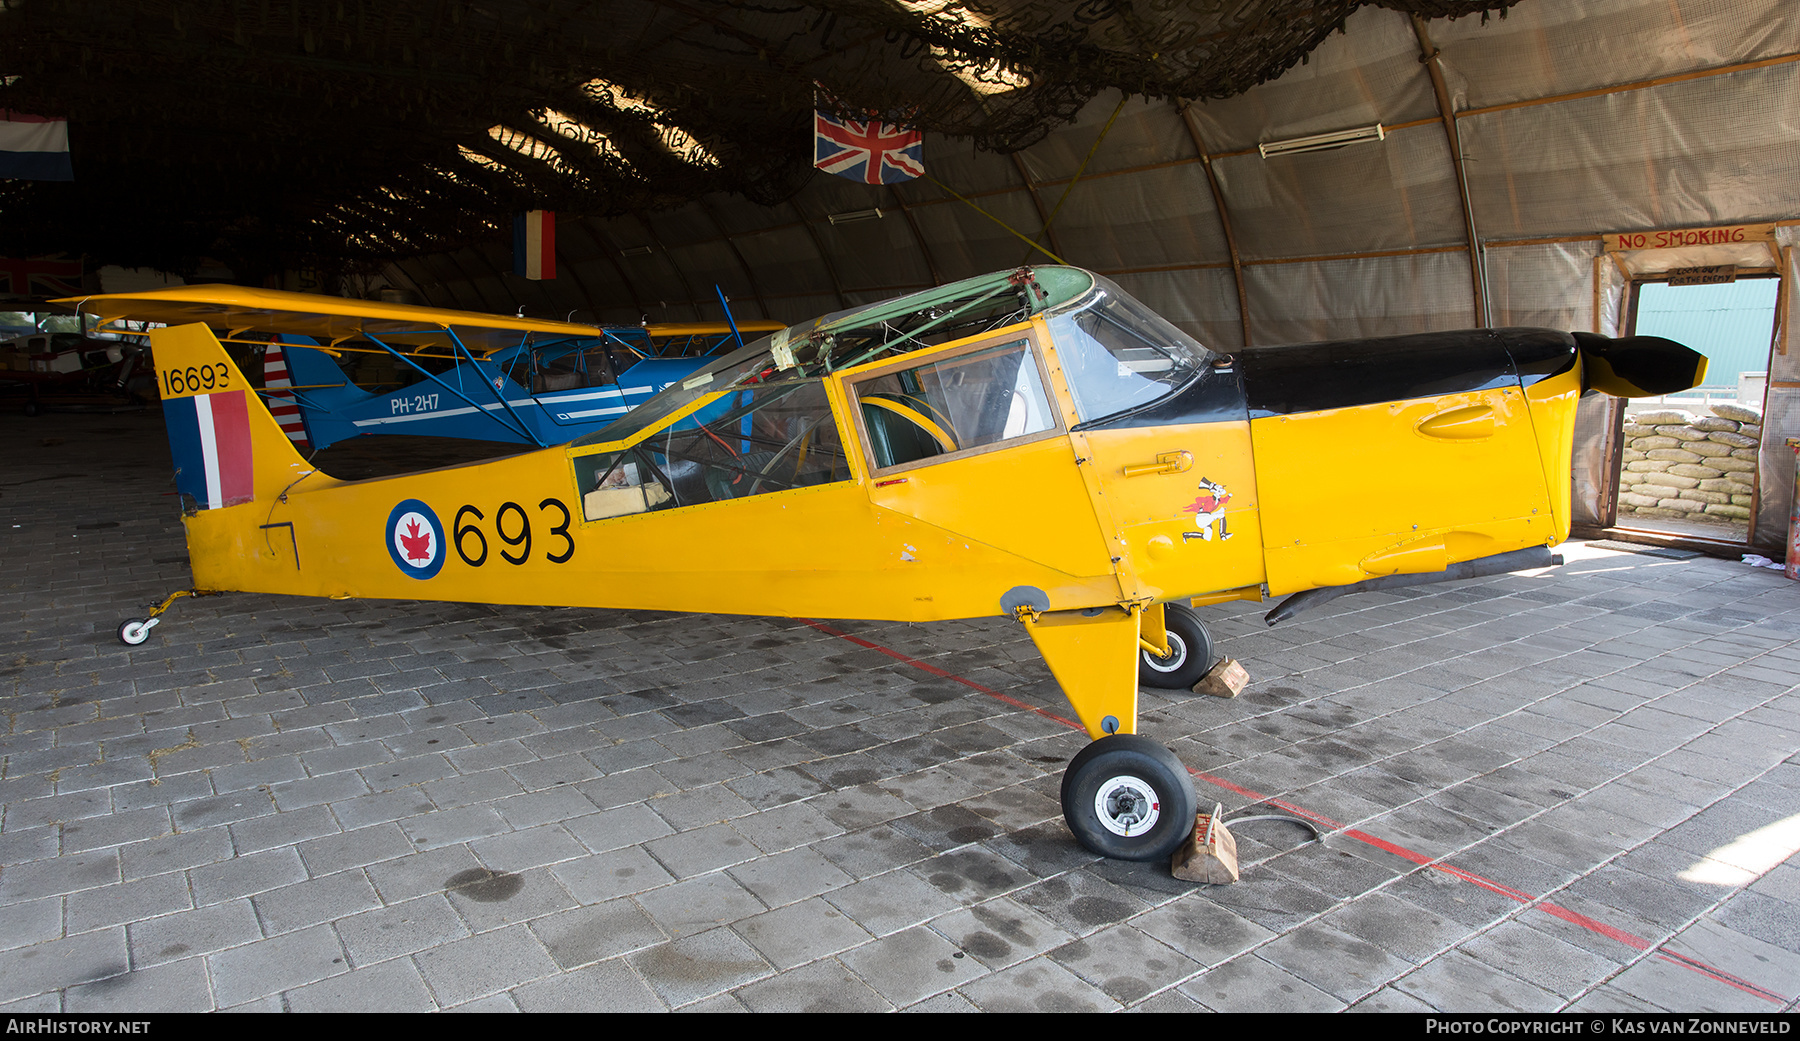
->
154, 322, 315, 512
272, 336, 372, 451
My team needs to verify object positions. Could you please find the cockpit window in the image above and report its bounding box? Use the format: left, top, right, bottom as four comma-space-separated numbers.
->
850, 337, 1058, 471
519, 340, 617, 393
1046, 275, 1213, 424
574, 379, 847, 521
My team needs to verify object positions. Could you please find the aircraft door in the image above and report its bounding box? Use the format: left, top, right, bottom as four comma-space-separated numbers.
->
844, 328, 1118, 589
1039, 319, 1264, 605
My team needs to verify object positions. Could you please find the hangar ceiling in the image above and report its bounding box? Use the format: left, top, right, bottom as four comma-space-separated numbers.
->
0, 0, 1512, 274
380, 0, 1798, 344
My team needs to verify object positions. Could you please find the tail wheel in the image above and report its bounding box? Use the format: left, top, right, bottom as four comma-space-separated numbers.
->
1060, 734, 1196, 861
1138, 603, 1214, 689
117, 619, 153, 646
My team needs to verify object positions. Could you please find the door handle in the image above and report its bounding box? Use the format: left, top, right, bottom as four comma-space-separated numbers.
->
1122, 450, 1193, 477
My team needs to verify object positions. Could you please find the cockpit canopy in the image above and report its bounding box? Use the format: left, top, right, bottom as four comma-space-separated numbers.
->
571, 265, 1214, 451
568, 266, 1216, 523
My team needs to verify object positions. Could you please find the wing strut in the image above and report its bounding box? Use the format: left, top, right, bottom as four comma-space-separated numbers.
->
359, 328, 548, 447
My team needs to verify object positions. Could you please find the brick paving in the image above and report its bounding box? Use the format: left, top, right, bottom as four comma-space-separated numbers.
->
2, 410, 1797, 1012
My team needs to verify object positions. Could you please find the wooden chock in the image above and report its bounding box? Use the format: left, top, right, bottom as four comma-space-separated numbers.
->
1192, 657, 1249, 698
1170, 803, 1239, 884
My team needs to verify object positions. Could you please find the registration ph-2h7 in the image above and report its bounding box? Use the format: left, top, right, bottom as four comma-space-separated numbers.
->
391, 392, 439, 414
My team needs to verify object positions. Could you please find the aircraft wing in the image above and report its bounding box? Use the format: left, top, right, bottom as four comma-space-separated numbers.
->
53, 284, 607, 355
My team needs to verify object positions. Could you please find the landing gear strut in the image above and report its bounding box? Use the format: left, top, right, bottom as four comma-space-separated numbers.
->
1012, 595, 1203, 861
1137, 602, 1215, 689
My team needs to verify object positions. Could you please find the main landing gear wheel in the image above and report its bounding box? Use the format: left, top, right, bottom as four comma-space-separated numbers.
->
1060, 734, 1197, 861
1138, 603, 1214, 689
117, 619, 153, 646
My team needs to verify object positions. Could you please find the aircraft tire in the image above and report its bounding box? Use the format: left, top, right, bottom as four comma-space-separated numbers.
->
1138, 603, 1213, 689
118, 619, 151, 646
1060, 734, 1196, 861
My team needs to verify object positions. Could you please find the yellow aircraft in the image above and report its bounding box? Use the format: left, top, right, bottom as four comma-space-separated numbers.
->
63, 267, 1704, 862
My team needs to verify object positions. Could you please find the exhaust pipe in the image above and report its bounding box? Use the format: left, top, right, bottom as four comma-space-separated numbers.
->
1264, 546, 1562, 626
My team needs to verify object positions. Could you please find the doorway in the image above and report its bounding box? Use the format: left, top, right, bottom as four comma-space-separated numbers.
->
1614, 276, 1779, 545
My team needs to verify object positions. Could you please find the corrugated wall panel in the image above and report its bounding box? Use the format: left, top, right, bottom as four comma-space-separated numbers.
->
1461, 63, 1800, 238
1186, 7, 1438, 155
1245, 250, 1476, 344
1047, 163, 1228, 271
1437, 0, 1800, 110
1213, 123, 1465, 259
1486, 240, 1601, 330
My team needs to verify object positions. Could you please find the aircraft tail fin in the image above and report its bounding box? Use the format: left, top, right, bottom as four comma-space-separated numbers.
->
270, 337, 370, 451
152, 322, 318, 513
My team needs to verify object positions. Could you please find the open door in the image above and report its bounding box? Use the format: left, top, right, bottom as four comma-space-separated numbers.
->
1613, 276, 1779, 545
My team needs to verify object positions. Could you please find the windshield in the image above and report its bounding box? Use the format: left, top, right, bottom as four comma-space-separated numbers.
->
1045, 274, 1213, 424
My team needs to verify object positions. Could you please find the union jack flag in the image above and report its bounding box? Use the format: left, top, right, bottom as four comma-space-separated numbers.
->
0, 255, 82, 297
814, 110, 924, 185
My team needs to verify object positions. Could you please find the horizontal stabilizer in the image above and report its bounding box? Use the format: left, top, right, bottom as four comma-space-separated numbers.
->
1572, 332, 1708, 397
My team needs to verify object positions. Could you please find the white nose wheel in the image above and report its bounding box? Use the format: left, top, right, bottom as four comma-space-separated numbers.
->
117, 617, 157, 646
1060, 734, 1196, 861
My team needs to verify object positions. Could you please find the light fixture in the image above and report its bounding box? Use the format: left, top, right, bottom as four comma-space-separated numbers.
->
828, 207, 884, 225
1258, 124, 1385, 159
620, 245, 654, 257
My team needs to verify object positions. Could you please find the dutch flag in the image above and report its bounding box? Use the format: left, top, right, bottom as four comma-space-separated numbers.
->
0, 110, 73, 181
163, 390, 255, 510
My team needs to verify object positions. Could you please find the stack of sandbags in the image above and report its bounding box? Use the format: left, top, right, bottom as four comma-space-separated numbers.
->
1618, 403, 1763, 522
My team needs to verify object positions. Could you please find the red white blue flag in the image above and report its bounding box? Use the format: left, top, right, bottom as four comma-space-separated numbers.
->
514, 210, 555, 280
814, 111, 924, 185
0, 111, 73, 181
163, 389, 255, 510
0, 255, 82, 297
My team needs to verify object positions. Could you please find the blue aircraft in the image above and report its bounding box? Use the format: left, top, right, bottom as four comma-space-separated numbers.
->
264, 324, 778, 451
63, 285, 781, 451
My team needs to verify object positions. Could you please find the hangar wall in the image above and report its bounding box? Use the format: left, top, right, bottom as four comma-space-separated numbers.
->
379, 0, 1800, 550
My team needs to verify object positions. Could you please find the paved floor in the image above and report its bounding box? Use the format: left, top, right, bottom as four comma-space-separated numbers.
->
2, 411, 1798, 1012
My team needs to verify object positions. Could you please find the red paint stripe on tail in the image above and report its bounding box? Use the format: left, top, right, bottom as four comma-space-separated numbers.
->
209, 389, 255, 507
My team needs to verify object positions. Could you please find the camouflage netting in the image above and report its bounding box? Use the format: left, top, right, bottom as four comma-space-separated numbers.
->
0, 0, 1513, 275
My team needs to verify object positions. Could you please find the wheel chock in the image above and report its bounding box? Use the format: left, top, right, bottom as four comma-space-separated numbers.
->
1171, 803, 1238, 884
1191, 657, 1249, 699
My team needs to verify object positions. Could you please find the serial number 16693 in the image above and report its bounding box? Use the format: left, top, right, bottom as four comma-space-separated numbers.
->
162, 363, 230, 396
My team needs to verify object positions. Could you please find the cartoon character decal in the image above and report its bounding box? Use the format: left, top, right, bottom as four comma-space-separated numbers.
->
1181, 477, 1232, 542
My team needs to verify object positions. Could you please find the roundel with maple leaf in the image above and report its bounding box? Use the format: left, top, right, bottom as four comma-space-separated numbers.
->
386, 499, 446, 580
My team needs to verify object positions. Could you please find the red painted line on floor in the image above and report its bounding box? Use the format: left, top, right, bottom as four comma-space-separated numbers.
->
1536, 901, 1651, 951
797, 618, 1082, 730
800, 618, 1787, 1005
